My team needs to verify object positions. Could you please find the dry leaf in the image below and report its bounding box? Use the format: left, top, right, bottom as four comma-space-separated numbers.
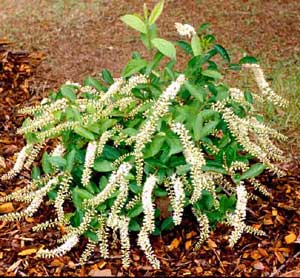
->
284, 232, 296, 244
185, 240, 192, 250
186, 231, 197, 239
0, 202, 14, 213
168, 238, 181, 251
89, 269, 113, 277
252, 261, 264, 270
0, 156, 6, 168
208, 239, 217, 249
18, 248, 37, 256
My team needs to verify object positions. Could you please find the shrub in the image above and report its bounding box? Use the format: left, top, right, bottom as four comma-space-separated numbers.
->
0, 0, 287, 269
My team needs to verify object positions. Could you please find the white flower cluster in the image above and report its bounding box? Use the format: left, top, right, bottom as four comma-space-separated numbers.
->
134, 75, 185, 184
213, 101, 285, 176
119, 74, 147, 96
0, 176, 58, 221
228, 183, 247, 247
242, 63, 288, 107
81, 141, 98, 187
52, 143, 66, 157
171, 122, 213, 204
170, 174, 185, 225
1, 144, 33, 181
55, 174, 72, 223
175, 22, 196, 38
192, 208, 210, 249
138, 175, 160, 269
24, 143, 45, 170
80, 240, 96, 265
86, 163, 132, 207
37, 234, 79, 258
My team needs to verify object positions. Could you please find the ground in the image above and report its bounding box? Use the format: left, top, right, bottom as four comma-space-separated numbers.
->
0, 0, 299, 276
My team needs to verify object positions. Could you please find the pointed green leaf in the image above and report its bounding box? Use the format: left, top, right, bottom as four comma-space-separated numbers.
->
239, 56, 258, 65
214, 44, 230, 63
151, 38, 176, 60
191, 34, 202, 56
48, 156, 67, 168
122, 59, 148, 78
61, 85, 76, 101
202, 69, 223, 79
74, 126, 95, 140
84, 76, 105, 92
93, 159, 113, 172
102, 69, 114, 84
121, 14, 147, 33
240, 163, 266, 180
149, 0, 164, 25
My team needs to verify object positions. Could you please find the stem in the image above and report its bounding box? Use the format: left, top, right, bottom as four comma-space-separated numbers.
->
146, 22, 153, 55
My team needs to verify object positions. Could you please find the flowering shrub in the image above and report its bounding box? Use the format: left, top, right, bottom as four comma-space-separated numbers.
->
0, 1, 287, 269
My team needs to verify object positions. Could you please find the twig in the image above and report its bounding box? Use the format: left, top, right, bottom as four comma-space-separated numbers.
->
270, 251, 300, 277
71, 255, 122, 267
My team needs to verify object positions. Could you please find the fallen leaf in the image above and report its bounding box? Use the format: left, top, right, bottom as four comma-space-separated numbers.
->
0, 156, 6, 168
186, 231, 197, 239
0, 202, 14, 213
185, 240, 192, 250
252, 261, 264, 270
275, 251, 285, 264
208, 239, 217, 249
89, 269, 113, 277
251, 250, 262, 260
18, 248, 37, 256
169, 238, 181, 251
284, 232, 296, 244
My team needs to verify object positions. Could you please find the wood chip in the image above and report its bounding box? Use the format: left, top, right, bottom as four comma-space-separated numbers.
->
0, 202, 14, 213
284, 232, 297, 244
18, 248, 37, 256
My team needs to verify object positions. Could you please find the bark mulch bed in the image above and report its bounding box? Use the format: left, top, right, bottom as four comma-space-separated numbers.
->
0, 40, 299, 277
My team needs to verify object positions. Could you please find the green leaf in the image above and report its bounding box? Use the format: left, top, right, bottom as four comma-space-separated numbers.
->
176, 41, 193, 55
184, 81, 205, 102
42, 152, 53, 174
61, 85, 76, 101
214, 44, 230, 63
129, 182, 142, 194
121, 14, 147, 33
193, 113, 203, 141
199, 120, 220, 138
244, 90, 254, 104
128, 219, 141, 231
31, 166, 41, 180
149, 0, 164, 25
48, 156, 66, 169
74, 187, 94, 200
239, 56, 258, 65
151, 38, 176, 60
102, 69, 114, 84
161, 217, 174, 231
84, 76, 105, 92
166, 131, 182, 156
102, 145, 120, 161
197, 22, 210, 33
202, 69, 223, 80
143, 135, 165, 158
122, 59, 148, 78
74, 126, 95, 140
83, 230, 98, 242
128, 203, 144, 218
70, 209, 84, 227
66, 149, 76, 172
154, 186, 168, 197
240, 163, 266, 180
191, 34, 202, 56
93, 159, 114, 172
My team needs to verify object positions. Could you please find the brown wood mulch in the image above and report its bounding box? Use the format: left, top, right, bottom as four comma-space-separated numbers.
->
0, 40, 299, 277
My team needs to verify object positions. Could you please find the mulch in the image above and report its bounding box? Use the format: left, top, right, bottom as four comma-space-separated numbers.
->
0, 39, 299, 277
